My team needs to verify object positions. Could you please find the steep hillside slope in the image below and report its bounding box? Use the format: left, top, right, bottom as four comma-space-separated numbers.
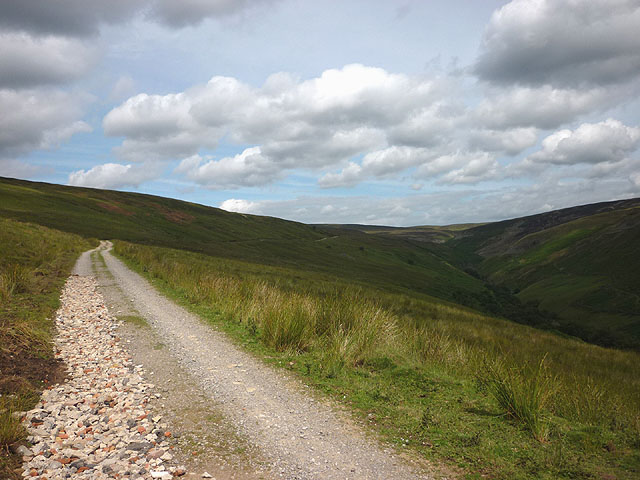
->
450, 199, 640, 348
354, 198, 640, 349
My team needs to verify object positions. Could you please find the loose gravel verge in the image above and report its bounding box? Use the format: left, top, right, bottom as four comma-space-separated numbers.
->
19, 275, 185, 480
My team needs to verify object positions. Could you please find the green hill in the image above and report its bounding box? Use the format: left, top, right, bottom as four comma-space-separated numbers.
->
0, 177, 493, 312
347, 198, 640, 349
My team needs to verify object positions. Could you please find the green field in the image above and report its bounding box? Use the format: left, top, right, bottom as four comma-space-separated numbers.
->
1, 176, 639, 479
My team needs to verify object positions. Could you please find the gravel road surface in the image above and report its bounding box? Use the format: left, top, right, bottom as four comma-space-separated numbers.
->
74, 242, 434, 479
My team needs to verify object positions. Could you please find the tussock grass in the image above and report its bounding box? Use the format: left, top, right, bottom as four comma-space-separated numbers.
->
0, 265, 31, 302
479, 355, 556, 441
0, 406, 24, 447
114, 240, 640, 479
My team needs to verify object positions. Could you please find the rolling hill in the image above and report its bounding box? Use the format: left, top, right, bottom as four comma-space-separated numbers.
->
343, 198, 640, 349
1, 176, 639, 349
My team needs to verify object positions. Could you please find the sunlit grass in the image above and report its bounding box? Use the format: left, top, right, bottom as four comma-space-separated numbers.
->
114, 240, 640, 479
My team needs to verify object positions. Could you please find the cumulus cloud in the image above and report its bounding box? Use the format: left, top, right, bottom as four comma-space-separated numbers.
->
0, 32, 97, 88
0, 158, 46, 178
68, 162, 159, 189
104, 65, 445, 181
175, 147, 283, 189
219, 198, 262, 214
474, 85, 613, 130
224, 175, 638, 227
105, 59, 635, 191
467, 127, 538, 155
0, 89, 91, 158
475, 0, 640, 88
438, 154, 500, 185
527, 119, 640, 165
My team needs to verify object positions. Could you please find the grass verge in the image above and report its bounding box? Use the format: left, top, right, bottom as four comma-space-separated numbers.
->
113, 240, 640, 479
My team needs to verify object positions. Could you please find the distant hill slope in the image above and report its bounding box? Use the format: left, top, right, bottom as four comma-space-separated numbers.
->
345, 198, 640, 349
448, 199, 640, 348
0, 177, 494, 313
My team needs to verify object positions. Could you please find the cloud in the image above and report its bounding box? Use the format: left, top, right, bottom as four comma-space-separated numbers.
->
0, 89, 91, 158
0, 32, 97, 88
527, 119, 640, 165
475, 0, 640, 88
219, 198, 262, 214
318, 162, 363, 188
0, 0, 145, 37
68, 162, 159, 189
438, 154, 500, 185
104, 65, 442, 179
474, 85, 612, 130
467, 127, 538, 155
175, 147, 283, 189
0, 0, 279, 37
109, 75, 136, 102
0, 158, 47, 178
149, 0, 280, 28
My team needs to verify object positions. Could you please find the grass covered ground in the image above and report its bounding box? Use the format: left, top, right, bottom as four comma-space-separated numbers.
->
0, 218, 94, 478
113, 240, 640, 479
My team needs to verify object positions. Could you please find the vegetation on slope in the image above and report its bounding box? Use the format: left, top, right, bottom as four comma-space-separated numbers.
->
114, 241, 640, 480
448, 199, 640, 349
343, 198, 640, 350
0, 218, 94, 478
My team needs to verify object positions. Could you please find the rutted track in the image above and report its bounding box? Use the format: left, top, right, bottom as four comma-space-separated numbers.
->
88, 242, 431, 480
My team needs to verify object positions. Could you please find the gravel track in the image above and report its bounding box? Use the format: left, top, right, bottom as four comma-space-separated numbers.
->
84, 242, 432, 479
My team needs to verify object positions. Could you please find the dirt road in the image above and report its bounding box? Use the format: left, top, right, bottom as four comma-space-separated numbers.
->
76, 242, 433, 480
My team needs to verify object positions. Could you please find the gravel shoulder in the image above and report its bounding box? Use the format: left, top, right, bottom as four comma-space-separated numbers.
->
95, 242, 432, 480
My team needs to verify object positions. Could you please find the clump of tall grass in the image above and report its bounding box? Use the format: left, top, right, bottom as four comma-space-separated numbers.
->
479, 355, 556, 441
261, 296, 316, 352
319, 301, 397, 374
0, 264, 31, 302
0, 404, 25, 447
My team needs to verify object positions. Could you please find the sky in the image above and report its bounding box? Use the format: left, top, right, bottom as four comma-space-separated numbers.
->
1, 0, 640, 226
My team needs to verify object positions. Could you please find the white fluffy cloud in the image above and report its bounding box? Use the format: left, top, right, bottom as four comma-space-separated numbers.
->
219, 198, 262, 214
105, 65, 449, 182
175, 147, 282, 189
474, 85, 613, 130
475, 0, 640, 88
68, 163, 159, 189
527, 119, 640, 165
467, 127, 538, 155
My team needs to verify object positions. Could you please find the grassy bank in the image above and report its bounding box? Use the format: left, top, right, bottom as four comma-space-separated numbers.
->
114, 241, 640, 479
0, 218, 94, 478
